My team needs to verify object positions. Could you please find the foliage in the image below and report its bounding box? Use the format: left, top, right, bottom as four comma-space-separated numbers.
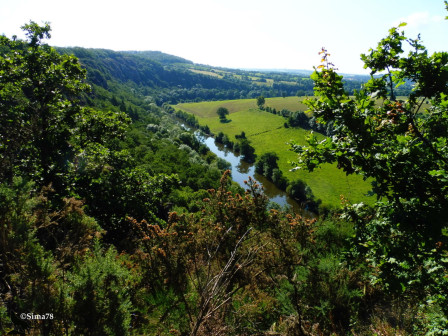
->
173, 108, 200, 128
0, 22, 89, 188
286, 179, 315, 206
0, 22, 231, 335
57, 47, 324, 104
255, 152, 288, 191
0, 177, 103, 335
235, 138, 256, 163
216, 106, 229, 121
292, 20, 448, 325
128, 171, 364, 335
67, 243, 135, 336
256, 95, 265, 109
255, 152, 279, 177
234, 130, 246, 139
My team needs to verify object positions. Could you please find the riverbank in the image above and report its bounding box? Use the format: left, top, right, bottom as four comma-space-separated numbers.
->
174, 99, 373, 208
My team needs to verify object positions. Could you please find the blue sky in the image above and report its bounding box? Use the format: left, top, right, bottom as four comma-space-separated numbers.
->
0, 0, 447, 73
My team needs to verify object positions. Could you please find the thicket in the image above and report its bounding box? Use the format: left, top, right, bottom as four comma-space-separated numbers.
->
0, 23, 233, 334
262, 105, 335, 136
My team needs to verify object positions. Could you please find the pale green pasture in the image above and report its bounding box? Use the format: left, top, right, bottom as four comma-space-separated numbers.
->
253, 79, 274, 86
264, 96, 309, 113
195, 108, 284, 138
174, 100, 373, 207
189, 69, 223, 78
176, 96, 309, 119
249, 127, 371, 206
176, 99, 257, 118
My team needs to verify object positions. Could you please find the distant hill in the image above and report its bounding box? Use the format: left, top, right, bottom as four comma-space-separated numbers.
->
57, 47, 234, 88
120, 50, 194, 65
56, 47, 312, 104
56, 47, 411, 105
242, 68, 315, 76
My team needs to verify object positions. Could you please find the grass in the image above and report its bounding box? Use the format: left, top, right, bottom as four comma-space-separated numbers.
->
201, 109, 284, 137
177, 96, 309, 119
250, 127, 371, 207
175, 98, 373, 208
189, 69, 223, 78
264, 96, 309, 113
176, 99, 258, 118
279, 80, 298, 85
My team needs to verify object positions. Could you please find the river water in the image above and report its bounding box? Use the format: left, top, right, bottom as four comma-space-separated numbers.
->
197, 133, 302, 212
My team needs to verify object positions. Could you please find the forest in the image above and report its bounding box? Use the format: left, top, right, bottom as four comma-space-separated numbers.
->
0, 5, 447, 335
56, 46, 411, 106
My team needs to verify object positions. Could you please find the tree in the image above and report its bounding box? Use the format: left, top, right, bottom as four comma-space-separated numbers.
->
291, 16, 448, 318
271, 168, 288, 190
286, 179, 314, 203
215, 131, 225, 143
0, 22, 89, 188
216, 106, 229, 121
256, 95, 265, 109
238, 139, 256, 163
235, 131, 246, 139
255, 152, 279, 178
68, 244, 134, 336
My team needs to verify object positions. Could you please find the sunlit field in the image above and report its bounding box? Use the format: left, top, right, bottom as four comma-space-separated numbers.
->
175, 98, 373, 207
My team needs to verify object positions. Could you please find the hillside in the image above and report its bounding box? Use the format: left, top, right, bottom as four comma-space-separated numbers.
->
56, 47, 393, 106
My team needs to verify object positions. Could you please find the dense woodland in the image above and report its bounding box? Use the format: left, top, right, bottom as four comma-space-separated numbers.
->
0, 8, 447, 335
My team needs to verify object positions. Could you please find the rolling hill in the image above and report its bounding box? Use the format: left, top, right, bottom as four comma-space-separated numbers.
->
56, 47, 393, 106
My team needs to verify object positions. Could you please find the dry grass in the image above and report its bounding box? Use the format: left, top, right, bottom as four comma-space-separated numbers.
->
189, 69, 223, 78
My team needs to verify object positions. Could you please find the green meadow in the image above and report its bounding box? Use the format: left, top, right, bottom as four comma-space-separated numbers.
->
264, 96, 309, 113
175, 98, 373, 207
177, 97, 309, 118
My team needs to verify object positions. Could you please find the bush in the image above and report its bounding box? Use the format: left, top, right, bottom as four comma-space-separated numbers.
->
272, 168, 289, 190
68, 243, 135, 336
286, 179, 313, 202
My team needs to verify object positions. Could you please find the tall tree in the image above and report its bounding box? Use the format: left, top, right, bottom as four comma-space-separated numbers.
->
0, 21, 89, 188
256, 95, 265, 109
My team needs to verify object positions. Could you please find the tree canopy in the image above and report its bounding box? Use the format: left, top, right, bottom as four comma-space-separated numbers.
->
256, 95, 265, 109
216, 106, 229, 120
292, 21, 448, 310
0, 22, 89, 188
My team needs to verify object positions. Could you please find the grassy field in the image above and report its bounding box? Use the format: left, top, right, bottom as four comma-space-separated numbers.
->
175, 98, 373, 208
189, 69, 223, 78
177, 96, 309, 118
264, 96, 309, 113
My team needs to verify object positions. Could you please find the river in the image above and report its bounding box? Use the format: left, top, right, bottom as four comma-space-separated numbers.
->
196, 132, 303, 213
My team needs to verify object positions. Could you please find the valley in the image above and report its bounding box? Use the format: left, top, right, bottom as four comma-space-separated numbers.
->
175, 97, 373, 208
1, 17, 447, 335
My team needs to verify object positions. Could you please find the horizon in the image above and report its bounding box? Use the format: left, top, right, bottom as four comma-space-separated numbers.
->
1, 0, 447, 74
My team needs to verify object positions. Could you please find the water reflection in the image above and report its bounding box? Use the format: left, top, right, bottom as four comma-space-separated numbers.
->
200, 134, 302, 213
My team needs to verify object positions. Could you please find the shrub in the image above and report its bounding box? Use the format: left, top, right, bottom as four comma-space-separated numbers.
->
68, 243, 135, 335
